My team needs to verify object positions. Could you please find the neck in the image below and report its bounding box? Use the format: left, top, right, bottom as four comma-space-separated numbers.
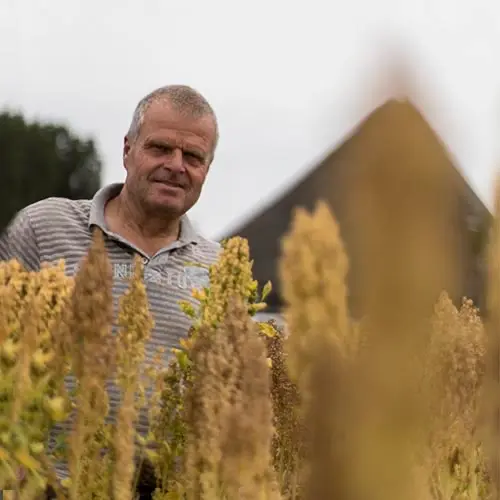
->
109, 186, 181, 250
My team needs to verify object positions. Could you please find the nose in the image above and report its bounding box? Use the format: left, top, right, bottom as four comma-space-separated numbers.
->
165, 148, 185, 173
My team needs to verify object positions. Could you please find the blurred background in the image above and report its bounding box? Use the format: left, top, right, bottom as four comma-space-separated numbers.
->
1, 0, 499, 318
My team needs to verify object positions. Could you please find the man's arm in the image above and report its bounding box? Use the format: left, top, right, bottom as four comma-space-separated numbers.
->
0, 209, 40, 271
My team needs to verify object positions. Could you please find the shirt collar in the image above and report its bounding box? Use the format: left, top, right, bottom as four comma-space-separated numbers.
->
88, 182, 201, 245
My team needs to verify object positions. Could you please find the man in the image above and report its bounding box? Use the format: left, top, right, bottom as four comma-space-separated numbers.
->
0, 85, 221, 498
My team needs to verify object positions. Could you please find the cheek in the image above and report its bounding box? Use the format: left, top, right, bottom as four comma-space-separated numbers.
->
127, 152, 156, 178
189, 169, 208, 189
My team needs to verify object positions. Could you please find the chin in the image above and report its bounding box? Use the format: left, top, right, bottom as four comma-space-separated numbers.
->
154, 201, 183, 214
146, 197, 183, 215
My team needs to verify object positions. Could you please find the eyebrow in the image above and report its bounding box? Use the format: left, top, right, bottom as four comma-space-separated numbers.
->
145, 138, 172, 148
146, 139, 207, 161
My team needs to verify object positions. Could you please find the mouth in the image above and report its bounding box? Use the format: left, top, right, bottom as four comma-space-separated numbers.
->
152, 180, 185, 189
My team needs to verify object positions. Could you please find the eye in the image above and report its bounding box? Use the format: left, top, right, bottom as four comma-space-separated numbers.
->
148, 142, 171, 154
184, 151, 204, 165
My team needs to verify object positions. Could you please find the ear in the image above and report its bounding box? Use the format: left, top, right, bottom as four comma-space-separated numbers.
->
123, 135, 131, 169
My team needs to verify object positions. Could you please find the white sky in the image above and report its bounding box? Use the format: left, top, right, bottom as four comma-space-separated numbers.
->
1, 0, 500, 239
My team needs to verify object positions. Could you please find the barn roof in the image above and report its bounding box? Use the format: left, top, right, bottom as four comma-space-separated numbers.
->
220, 98, 491, 311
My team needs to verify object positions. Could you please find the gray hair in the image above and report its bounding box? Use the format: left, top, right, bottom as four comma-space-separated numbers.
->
127, 84, 219, 153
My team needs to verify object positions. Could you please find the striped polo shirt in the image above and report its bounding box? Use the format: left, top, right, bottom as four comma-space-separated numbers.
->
0, 182, 221, 477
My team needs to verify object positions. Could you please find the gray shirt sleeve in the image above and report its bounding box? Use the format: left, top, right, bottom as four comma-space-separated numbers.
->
0, 209, 40, 271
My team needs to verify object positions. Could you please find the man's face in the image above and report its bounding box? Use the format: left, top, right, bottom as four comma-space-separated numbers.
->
123, 100, 216, 217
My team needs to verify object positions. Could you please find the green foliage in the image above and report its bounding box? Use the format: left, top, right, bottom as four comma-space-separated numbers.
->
0, 111, 102, 232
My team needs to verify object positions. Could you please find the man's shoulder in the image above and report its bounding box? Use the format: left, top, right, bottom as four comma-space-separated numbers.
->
1, 197, 93, 270
21, 196, 92, 229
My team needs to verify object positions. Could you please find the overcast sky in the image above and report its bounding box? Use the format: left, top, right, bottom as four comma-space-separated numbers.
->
2, 0, 500, 239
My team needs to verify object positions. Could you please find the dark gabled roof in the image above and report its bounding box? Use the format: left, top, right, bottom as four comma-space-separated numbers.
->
220, 98, 491, 310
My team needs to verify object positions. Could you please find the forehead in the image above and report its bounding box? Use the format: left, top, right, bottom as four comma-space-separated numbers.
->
139, 101, 216, 151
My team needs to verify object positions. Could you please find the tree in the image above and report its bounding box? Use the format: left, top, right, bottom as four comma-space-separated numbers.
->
0, 111, 102, 233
